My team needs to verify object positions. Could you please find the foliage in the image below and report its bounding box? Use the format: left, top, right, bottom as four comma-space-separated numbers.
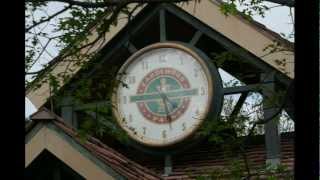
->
25, 0, 295, 179
25, 0, 294, 79
77, 105, 130, 143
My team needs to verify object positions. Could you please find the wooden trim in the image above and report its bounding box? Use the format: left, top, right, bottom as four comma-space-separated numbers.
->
223, 84, 262, 95
25, 122, 44, 144
25, 123, 123, 180
229, 92, 248, 118
127, 42, 138, 54
159, 9, 166, 42
189, 30, 202, 46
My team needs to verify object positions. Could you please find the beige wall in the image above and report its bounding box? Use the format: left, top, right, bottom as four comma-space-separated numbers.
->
26, 125, 116, 180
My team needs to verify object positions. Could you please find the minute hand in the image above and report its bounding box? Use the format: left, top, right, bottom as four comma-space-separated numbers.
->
156, 89, 173, 129
156, 89, 177, 110
157, 90, 177, 109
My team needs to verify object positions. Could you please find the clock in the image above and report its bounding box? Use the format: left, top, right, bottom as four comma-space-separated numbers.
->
112, 42, 222, 148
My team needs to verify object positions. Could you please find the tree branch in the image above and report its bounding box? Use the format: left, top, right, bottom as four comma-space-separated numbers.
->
26, 0, 294, 7
244, 80, 294, 143
26, 0, 191, 8
266, 0, 294, 7
26, 5, 71, 32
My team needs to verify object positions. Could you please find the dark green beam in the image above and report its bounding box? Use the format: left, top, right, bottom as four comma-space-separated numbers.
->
261, 73, 281, 167
127, 42, 138, 54
189, 30, 202, 46
69, 5, 163, 92
163, 4, 291, 87
229, 92, 248, 118
159, 9, 166, 42
223, 84, 262, 95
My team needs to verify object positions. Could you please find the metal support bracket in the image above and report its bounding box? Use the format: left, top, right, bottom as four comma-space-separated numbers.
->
163, 154, 172, 176
261, 73, 281, 168
60, 96, 75, 127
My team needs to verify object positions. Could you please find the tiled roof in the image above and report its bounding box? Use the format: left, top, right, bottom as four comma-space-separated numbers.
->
27, 108, 162, 180
27, 108, 294, 179
123, 133, 294, 179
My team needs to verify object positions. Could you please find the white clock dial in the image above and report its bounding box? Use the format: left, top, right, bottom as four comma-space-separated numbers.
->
113, 43, 213, 147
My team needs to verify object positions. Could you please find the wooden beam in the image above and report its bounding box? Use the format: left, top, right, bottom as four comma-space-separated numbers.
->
223, 84, 262, 95
229, 92, 248, 118
261, 73, 281, 168
163, 155, 172, 176
189, 30, 202, 46
60, 96, 74, 127
163, 4, 292, 86
159, 9, 166, 42
73, 101, 111, 111
68, 5, 163, 92
127, 42, 138, 54
53, 167, 61, 180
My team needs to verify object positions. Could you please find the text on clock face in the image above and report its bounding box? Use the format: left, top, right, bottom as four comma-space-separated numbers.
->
129, 67, 198, 123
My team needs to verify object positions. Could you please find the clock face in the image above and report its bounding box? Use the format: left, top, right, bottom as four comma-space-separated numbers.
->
113, 43, 213, 147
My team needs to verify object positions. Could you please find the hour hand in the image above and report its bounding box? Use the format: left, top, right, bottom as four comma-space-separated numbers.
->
162, 98, 173, 129
156, 88, 176, 110
156, 89, 173, 129
162, 94, 177, 110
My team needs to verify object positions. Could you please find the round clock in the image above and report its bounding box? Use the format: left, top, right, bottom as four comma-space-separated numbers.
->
112, 42, 222, 148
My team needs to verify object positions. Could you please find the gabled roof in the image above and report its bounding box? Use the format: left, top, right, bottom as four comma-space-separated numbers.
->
26, 108, 162, 180
26, 108, 294, 179
26, 1, 294, 109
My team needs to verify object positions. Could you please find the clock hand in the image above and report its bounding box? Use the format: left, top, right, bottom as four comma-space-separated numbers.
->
156, 88, 176, 109
162, 93, 177, 109
162, 96, 173, 130
156, 88, 173, 129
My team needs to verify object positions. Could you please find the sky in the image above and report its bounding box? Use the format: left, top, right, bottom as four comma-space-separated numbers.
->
25, 1, 294, 118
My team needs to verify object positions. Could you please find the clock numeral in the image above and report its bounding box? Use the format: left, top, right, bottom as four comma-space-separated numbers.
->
194, 69, 199, 77
200, 86, 206, 96
195, 109, 200, 116
127, 76, 136, 84
128, 114, 133, 122
179, 53, 185, 65
162, 130, 167, 138
142, 61, 148, 70
159, 54, 166, 63
182, 123, 186, 131
123, 96, 127, 104
142, 127, 146, 135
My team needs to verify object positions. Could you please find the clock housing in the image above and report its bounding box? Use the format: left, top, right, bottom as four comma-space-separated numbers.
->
112, 42, 223, 149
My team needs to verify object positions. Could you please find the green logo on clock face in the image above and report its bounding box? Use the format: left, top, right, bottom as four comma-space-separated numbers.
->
130, 68, 198, 124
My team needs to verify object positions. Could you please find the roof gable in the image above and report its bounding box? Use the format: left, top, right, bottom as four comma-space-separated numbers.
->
26, 108, 162, 180
26, 1, 293, 109
26, 149, 86, 180
25, 123, 123, 179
